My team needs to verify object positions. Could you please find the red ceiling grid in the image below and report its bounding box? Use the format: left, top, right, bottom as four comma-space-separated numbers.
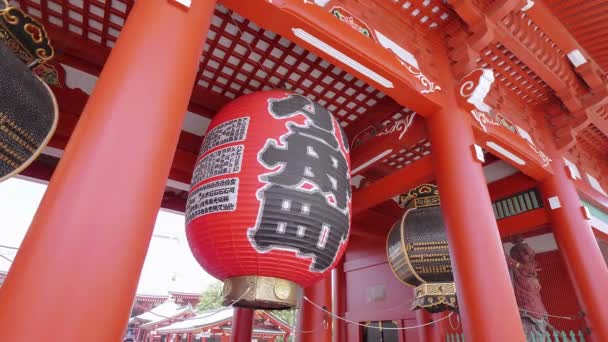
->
17, 0, 130, 48
546, 0, 608, 73
478, 43, 559, 110
387, 0, 452, 30
196, 6, 387, 128
380, 138, 431, 170
17, 1, 389, 129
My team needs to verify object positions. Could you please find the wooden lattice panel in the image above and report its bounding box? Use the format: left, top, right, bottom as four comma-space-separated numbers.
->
380, 138, 431, 170
478, 43, 557, 107
17, 1, 388, 128
17, 0, 130, 48
196, 6, 386, 127
387, 0, 452, 30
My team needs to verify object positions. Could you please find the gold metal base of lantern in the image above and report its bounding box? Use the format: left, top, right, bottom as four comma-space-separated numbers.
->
412, 282, 458, 313
222, 276, 300, 310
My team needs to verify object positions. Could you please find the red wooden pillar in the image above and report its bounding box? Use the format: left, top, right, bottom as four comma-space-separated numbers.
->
296, 276, 332, 342
0, 0, 217, 340
428, 105, 525, 341
333, 261, 347, 342
231, 308, 254, 342
187, 332, 193, 342
415, 310, 448, 342
539, 154, 608, 342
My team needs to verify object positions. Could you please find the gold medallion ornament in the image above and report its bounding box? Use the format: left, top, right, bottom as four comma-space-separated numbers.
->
387, 184, 458, 313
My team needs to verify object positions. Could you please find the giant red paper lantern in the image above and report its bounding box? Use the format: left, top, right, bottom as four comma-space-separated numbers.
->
186, 90, 351, 309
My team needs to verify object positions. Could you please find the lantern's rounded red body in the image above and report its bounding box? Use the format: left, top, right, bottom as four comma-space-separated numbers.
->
186, 90, 351, 288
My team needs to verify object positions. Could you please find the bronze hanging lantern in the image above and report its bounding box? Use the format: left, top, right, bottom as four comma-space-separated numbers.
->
0, 1, 58, 182
386, 184, 457, 313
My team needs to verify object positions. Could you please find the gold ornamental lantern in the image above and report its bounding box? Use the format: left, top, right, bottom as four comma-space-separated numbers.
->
386, 184, 457, 313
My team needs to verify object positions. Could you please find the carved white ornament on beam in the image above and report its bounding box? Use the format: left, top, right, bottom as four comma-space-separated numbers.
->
521, 1, 535, 12
374, 30, 441, 94
459, 68, 551, 167
376, 113, 417, 140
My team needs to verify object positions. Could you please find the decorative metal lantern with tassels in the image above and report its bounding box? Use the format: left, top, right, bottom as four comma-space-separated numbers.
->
186, 90, 351, 310
386, 184, 457, 313
0, 1, 58, 182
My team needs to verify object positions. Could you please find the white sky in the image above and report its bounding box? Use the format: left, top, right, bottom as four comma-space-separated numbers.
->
0, 177, 217, 295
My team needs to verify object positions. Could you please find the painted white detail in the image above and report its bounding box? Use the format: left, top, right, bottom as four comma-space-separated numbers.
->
166, 179, 190, 191
472, 144, 485, 163
376, 113, 417, 140
581, 206, 592, 220
586, 173, 608, 196
314, 0, 331, 6
548, 196, 561, 210
521, 0, 535, 12
42, 146, 64, 158
503, 233, 558, 254
374, 30, 419, 69
486, 142, 526, 165
563, 158, 581, 180
182, 112, 211, 136
350, 175, 365, 189
350, 149, 393, 175
292, 28, 394, 88
483, 160, 519, 183
172, 0, 191, 8
460, 69, 494, 113
590, 215, 608, 235
61, 63, 97, 95
567, 49, 587, 67
515, 126, 534, 147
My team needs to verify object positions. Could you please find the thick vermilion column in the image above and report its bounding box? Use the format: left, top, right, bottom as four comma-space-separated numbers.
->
296, 276, 332, 342
333, 262, 347, 342
230, 308, 254, 342
428, 106, 525, 341
0, 0, 217, 340
539, 152, 608, 342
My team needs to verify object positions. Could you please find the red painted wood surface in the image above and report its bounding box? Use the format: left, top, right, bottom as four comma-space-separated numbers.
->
0, 1, 218, 341
535, 251, 586, 332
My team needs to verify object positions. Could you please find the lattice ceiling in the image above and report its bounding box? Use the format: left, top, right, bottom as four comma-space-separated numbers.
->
17, 0, 396, 130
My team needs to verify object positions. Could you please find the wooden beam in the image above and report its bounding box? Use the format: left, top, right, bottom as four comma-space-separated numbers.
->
352, 156, 434, 216
44, 23, 228, 117
344, 97, 403, 142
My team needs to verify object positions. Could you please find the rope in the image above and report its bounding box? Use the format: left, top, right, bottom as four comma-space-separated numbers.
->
288, 319, 328, 334
448, 312, 460, 330
519, 309, 579, 320
302, 296, 453, 330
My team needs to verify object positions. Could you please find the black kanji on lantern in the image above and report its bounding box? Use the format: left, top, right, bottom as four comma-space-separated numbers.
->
249, 185, 349, 271
249, 94, 351, 272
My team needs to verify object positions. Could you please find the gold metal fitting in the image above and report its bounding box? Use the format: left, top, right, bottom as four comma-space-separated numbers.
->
222, 275, 299, 310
